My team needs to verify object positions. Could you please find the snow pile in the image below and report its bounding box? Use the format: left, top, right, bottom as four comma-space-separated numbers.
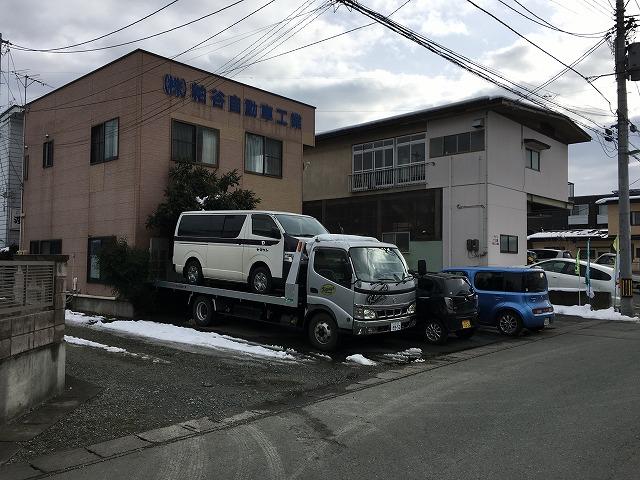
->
65, 335, 127, 353
65, 310, 297, 360
383, 347, 423, 363
345, 354, 377, 366
553, 304, 639, 322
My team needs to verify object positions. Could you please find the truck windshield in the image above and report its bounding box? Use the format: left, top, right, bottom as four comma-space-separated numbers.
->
275, 214, 328, 237
349, 247, 407, 283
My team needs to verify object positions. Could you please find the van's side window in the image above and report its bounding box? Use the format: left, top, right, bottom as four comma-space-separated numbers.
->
252, 214, 281, 239
222, 215, 246, 238
474, 272, 504, 291
313, 248, 352, 288
178, 215, 224, 237
503, 273, 523, 292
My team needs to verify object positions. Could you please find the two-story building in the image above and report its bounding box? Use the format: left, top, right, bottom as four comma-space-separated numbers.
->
22, 49, 315, 306
303, 96, 590, 269
596, 193, 640, 270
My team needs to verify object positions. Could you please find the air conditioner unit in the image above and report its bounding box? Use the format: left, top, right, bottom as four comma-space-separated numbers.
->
472, 118, 484, 129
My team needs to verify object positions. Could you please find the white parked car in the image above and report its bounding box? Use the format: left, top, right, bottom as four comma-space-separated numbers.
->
173, 210, 328, 293
529, 258, 615, 298
530, 249, 573, 260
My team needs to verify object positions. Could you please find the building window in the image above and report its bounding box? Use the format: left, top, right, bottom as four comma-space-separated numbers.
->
353, 138, 394, 174
171, 120, 219, 165
571, 204, 589, 216
430, 130, 484, 158
87, 237, 115, 283
91, 118, 119, 164
306, 189, 442, 242
42, 140, 54, 168
29, 239, 62, 255
245, 133, 282, 177
382, 232, 410, 252
500, 234, 518, 254
525, 148, 540, 171
631, 212, 640, 226
396, 133, 426, 165
24, 155, 29, 180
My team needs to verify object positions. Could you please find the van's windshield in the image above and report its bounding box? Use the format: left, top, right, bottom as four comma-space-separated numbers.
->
275, 214, 328, 237
349, 247, 408, 283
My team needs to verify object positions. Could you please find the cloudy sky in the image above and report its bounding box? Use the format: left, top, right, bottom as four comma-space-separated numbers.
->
1, 0, 638, 195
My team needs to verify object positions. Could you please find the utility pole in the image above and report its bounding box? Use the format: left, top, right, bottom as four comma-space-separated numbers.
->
615, 0, 634, 316
13, 73, 48, 254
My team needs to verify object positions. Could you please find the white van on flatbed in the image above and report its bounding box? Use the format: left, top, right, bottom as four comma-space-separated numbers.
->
173, 210, 328, 293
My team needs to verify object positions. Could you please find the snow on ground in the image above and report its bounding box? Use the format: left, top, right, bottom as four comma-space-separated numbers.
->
66, 310, 297, 360
553, 304, 640, 322
345, 354, 377, 366
383, 347, 423, 363
65, 335, 127, 353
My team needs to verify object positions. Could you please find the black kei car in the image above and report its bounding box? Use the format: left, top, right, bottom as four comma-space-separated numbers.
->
414, 262, 478, 344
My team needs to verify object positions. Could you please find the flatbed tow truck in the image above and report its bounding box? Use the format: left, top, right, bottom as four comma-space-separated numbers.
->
155, 234, 417, 351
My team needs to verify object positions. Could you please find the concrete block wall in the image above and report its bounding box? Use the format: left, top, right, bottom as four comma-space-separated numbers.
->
0, 256, 68, 423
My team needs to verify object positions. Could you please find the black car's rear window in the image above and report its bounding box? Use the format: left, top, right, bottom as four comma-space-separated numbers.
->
444, 278, 473, 296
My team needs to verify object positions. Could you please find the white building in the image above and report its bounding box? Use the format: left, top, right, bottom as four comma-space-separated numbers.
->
0, 106, 23, 248
302, 96, 590, 269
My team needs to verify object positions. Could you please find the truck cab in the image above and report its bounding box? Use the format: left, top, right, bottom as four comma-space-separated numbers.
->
303, 234, 417, 350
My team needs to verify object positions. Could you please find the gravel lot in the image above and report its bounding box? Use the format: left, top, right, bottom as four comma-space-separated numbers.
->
10, 309, 508, 463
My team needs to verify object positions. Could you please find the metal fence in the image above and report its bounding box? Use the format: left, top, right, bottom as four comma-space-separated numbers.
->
349, 163, 427, 192
0, 261, 55, 314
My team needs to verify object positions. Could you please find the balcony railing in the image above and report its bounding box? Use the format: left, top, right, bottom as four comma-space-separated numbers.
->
349, 163, 427, 192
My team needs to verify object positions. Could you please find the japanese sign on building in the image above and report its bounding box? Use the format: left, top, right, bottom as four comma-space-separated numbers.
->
163, 73, 302, 130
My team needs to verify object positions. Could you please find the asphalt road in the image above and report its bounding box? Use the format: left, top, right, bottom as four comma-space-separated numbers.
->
45, 317, 640, 480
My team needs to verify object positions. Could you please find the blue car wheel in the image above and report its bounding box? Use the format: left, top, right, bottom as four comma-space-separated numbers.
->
497, 311, 523, 336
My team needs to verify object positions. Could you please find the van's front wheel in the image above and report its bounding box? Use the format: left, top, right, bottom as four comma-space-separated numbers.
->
307, 313, 339, 352
249, 266, 272, 294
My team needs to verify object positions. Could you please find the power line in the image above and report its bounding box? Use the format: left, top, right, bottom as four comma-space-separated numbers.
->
9, 1, 181, 52
466, 0, 614, 111
499, 0, 613, 38
9, 0, 247, 54
331, 0, 611, 146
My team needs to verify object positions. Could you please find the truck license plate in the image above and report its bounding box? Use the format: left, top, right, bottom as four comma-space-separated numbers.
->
461, 320, 472, 329
390, 321, 401, 332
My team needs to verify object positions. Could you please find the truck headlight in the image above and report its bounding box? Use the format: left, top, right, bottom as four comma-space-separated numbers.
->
354, 306, 377, 320
406, 302, 416, 315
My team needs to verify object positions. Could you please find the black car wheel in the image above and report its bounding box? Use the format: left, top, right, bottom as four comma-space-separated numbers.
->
423, 319, 448, 345
456, 327, 475, 339
496, 311, 523, 336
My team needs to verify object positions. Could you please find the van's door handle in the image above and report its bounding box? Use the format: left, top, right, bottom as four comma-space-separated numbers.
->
310, 287, 318, 293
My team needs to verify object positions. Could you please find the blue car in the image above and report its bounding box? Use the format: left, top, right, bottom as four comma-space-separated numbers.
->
441, 267, 554, 336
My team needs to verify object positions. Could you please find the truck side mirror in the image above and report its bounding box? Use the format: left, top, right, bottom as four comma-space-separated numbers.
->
418, 259, 427, 276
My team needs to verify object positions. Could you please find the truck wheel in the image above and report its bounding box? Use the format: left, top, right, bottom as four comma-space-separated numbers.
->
497, 311, 523, 336
307, 313, 339, 351
423, 319, 448, 345
192, 296, 216, 327
249, 265, 272, 294
184, 259, 203, 285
